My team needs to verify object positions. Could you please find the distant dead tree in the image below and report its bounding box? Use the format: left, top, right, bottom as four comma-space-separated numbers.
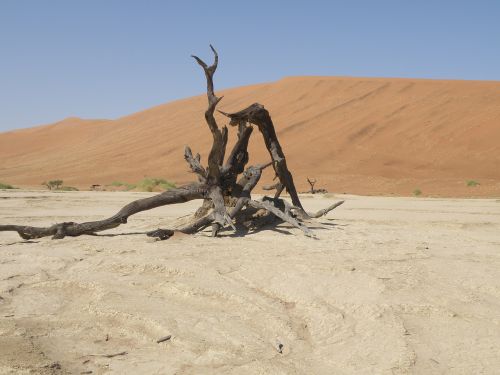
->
304, 177, 328, 194
1, 46, 343, 241
307, 178, 317, 194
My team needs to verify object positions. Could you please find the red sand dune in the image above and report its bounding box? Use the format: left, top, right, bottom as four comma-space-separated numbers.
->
1, 76, 500, 197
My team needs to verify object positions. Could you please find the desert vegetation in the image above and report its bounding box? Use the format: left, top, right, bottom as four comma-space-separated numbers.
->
108, 178, 176, 192
0, 182, 16, 189
137, 177, 175, 192
109, 181, 137, 191
467, 180, 480, 187
42, 180, 78, 191
59, 186, 79, 191
42, 180, 63, 190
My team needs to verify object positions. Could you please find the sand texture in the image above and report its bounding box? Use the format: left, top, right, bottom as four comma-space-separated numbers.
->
1, 190, 499, 374
1, 77, 500, 197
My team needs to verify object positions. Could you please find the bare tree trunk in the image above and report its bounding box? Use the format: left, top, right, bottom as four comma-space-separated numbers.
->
307, 178, 317, 194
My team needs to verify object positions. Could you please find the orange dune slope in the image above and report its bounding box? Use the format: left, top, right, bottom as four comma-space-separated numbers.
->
1, 76, 500, 197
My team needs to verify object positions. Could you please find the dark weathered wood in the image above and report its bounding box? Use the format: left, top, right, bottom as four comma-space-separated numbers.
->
194, 198, 213, 219
0, 46, 344, 242
192, 46, 231, 236
0, 185, 206, 240
184, 146, 206, 182
191, 45, 227, 184
156, 335, 172, 343
178, 162, 272, 235
228, 162, 272, 216
147, 229, 174, 240
219, 103, 304, 211
221, 124, 253, 189
88, 351, 128, 358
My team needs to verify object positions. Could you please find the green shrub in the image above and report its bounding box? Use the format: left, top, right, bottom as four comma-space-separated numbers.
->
108, 181, 136, 191
136, 178, 176, 192
413, 188, 422, 197
41, 180, 80, 191
0, 182, 15, 189
466, 180, 480, 187
107, 178, 175, 192
42, 180, 64, 190
60, 186, 79, 191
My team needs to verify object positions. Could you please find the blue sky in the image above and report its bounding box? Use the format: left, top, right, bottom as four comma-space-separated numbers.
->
1, 0, 499, 131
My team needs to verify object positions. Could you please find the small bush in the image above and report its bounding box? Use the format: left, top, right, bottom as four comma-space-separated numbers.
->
0, 182, 16, 189
136, 178, 176, 192
60, 186, 79, 191
42, 180, 64, 190
467, 180, 480, 187
41, 180, 79, 191
413, 188, 422, 197
107, 178, 175, 192
109, 181, 136, 191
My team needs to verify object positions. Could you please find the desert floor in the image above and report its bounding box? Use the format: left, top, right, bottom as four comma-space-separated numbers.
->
0, 191, 499, 374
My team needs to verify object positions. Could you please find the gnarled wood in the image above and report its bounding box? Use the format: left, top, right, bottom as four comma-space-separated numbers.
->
184, 146, 206, 182
0, 185, 206, 240
1, 46, 344, 242
191, 45, 227, 184
247, 199, 315, 238
308, 201, 345, 218
219, 103, 304, 211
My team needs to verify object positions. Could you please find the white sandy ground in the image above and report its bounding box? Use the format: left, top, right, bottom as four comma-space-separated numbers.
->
0, 191, 499, 374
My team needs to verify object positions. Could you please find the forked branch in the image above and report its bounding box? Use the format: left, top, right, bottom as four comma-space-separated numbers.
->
192, 45, 227, 183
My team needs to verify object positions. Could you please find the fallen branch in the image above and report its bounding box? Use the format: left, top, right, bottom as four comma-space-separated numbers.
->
308, 201, 345, 218
87, 351, 128, 358
156, 335, 172, 343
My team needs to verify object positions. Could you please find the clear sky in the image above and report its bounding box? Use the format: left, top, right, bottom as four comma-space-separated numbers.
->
1, 0, 499, 132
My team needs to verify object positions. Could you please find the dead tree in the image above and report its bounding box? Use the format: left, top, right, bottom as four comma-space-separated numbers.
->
303, 177, 328, 194
0, 46, 343, 241
307, 178, 317, 194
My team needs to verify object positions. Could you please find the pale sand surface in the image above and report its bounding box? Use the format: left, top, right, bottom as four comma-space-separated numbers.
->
1, 190, 500, 374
